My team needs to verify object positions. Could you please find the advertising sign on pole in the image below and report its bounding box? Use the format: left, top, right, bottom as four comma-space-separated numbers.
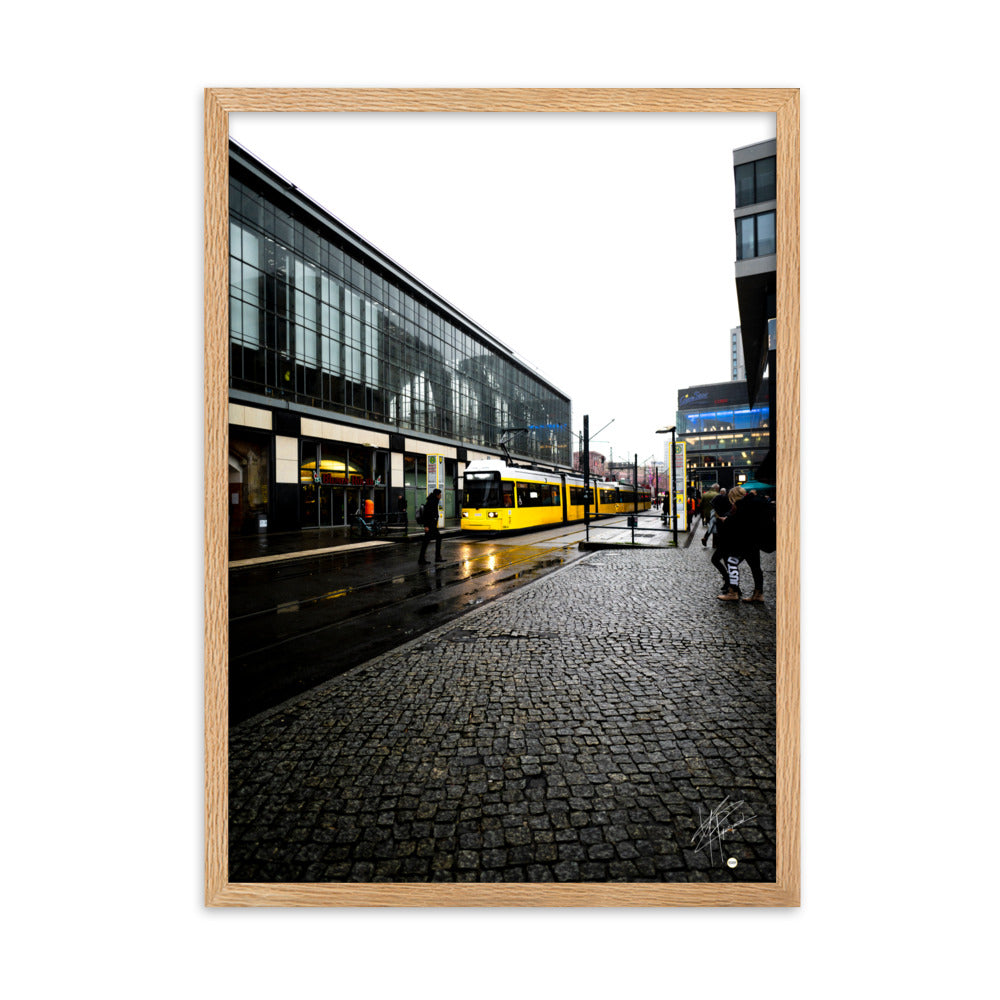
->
427, 454, 444, 527
673, 440, 688, 532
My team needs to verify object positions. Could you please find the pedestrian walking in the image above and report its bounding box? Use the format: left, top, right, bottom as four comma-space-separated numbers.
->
417, 488, 444, 564
710, 489, 737, 595
702, 485, 727, 547
700, 484, 719, 526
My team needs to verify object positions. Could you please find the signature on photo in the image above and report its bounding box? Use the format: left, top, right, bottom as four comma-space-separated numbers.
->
692, 796, 757, 865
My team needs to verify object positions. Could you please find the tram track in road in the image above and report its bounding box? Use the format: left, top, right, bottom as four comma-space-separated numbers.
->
228, 535, 588, 724
229, 535, 592, 666
229, 514, 664, 724
229, 513, 645, 635
230, 514, 644, 635
229, 538, 579, 627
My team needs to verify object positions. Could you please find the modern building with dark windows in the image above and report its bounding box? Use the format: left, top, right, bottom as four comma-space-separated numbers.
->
675, 379, 771, 492
228, 141, 572, 535
733, 138, 777, 483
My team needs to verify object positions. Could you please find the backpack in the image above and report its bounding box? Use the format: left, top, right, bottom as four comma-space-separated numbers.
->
419, 500, 437, 527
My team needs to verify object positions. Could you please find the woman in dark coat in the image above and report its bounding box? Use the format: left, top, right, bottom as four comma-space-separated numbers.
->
711, 490, 735, 593
717, 486, 768, 603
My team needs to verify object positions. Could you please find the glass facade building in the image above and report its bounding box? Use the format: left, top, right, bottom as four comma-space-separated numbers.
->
677, 380, 771, 491
228, 142, 572, 534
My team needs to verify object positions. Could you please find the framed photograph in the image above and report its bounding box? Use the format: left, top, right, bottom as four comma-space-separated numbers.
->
205, 88, 799, 906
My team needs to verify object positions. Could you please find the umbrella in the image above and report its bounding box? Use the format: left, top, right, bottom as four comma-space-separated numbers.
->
740, 479, 774, 491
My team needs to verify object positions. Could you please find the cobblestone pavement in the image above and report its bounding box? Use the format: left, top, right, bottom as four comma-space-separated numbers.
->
229, 533, 777, 883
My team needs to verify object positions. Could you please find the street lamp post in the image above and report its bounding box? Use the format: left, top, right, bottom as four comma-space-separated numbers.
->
656, 425, 678, 547
579, 417, 614, 541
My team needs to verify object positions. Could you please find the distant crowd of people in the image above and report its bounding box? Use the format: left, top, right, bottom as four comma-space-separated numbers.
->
696, 483, 775, 604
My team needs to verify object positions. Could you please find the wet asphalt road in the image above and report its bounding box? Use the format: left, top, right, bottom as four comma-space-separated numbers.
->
229, 524, 611, 725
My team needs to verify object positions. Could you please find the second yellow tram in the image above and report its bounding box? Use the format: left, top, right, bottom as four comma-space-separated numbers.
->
461, 459, 650, 532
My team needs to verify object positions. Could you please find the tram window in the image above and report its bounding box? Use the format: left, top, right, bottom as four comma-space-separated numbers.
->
501, 480, 515, 507
516, 482, 546, 507
549, 485, 560, 506
465, 472, 501, 507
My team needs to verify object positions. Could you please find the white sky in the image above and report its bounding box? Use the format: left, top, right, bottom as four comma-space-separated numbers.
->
230, 112, 774, 467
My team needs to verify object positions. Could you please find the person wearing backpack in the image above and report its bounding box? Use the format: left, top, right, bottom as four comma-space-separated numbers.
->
702, 486, 729, 547
417, 488, 444, 564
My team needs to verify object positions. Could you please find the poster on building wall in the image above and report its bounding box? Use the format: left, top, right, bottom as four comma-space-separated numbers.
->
207, 88, 800, 911
673, 440, 688, 532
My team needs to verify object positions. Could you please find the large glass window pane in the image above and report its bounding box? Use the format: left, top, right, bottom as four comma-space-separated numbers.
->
229, 293, 242, 340
346, 322, 362, 382
366, 302, 380, 386
755, 157, 776, 202
242, 302, 260, 349
230, 181, 244, 220
242, 227, 259, 268
321, 294, 342, 375
346, 291, 363, 381
329, 245, 344, 279
734, 163, 755, 207
757, 211, 776, 256
230, 254, 242, 299
300, 440, 319, 483
242, 264, 261, 306
737, 216, 755, 260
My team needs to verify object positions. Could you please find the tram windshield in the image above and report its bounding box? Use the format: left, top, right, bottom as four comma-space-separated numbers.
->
464, 472, 502, 508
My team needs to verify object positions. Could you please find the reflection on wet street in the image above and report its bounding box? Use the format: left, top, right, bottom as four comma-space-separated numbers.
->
229, 525, 598, 725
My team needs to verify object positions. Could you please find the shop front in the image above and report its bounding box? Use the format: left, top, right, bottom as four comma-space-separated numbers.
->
229, 428, 270, 534
299, 439, 390, 527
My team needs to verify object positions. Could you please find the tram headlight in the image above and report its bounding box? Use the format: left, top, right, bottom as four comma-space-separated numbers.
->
488, 511, 498, 518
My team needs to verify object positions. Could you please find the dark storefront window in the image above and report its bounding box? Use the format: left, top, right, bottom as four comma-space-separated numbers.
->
229, 430, 270, 534
298, 439, 388, 527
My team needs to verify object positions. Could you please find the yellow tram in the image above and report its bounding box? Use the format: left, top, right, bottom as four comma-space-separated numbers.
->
461, 459, 651, 533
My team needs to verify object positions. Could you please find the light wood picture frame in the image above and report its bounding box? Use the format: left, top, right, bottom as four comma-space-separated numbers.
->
205, 87, 800, 907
